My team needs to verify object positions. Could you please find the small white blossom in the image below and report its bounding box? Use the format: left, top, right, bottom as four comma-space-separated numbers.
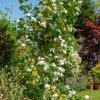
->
24, 24, 28, 29
31, 17, 37, 22
49, 54, 52, 56
26, 68, 31, 72
69, 90, 76, 95
44, 84, 50, 90
78, 0, 82, 4
58, 67, 65, 73
52, 93, 58, 98
65, 85, 70, 90
59, 59, 65, 65
38, 13, 42, 18
54, 55, 59, 59
58, 35, 62, 39
84, 95, 89, 100
16, 19, 20, 23
38, 56, 45, 61
52, 3, 57, 7
62, 49, 67, 54
60, 73, 63, 77
72, 90, 76, 95
31, 65, 34, 68
53, 77, 58, 81
69, 93, 72, 97
44, 65, 49, 71
61, 43, 67, 48
21, 43, 26, 47
54, 72, 61, 76
64, 10, 68, 14
60, 2, 63, 5
40, 22, 46, 28
63, 9, 68, 14
37, 61, 45, 65
50, 48, 55, 52
52, 63, 56, 67
26, 13, 31, 17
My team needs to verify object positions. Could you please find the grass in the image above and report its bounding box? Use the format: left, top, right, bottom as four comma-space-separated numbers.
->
77, 90, 100, 100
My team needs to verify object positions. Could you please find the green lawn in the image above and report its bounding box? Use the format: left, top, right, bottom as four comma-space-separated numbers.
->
77, 90, 100, 100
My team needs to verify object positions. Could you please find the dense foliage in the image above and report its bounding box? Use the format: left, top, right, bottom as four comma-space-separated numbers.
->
76, 18, 100, 71
17, 0, 82, 99
0, 11, 16, 68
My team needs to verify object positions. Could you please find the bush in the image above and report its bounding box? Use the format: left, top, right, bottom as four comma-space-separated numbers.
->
92, 64, 100, 78
65, 75, 88, 91
17, 0, 82, 99
0, 11, 16, 68
0, 69, 27, 99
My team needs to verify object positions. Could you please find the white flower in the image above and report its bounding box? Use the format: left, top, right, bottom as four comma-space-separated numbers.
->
44, 65, 49, 71
54, 72, 61, 76
76, 12, 79, 16
59, 59, 65, 65
61, 43, 66, 48
61, 39, 65, 43
25, 35, 28, 39
52, 93, 58, 98
65, 85, 70, 90
40, 22, 46, 28
31, 65, 34, 68
58, 35, 62, 39
50, 48, 55, 52
37, 61, 45, 65
24, 24, 28, 29
31, 17, 37, 22
26, 13, 31, 17
52, 3, 57, 7
60, 2, 63, 5
21, 43, 26, 47
52, 63, 56, 67
16, 19, 20, 23
60, 73, 63, 77
49, 54, 52, 57
72, 90, 76, 95
54, 38, 57, 41
44, 84, 50, 90
84, 95, 89, 100
26, 68, 31, 72
53, 77, 58, 81
64, 10, 68, 14
69, 93, 72, 97
38, 56, 44, 61
62, 49, 66, 54
38, 13, 42, 18
53, 6, 57, 10
58, 67, 65, 73
63, 9, 68, 14
54, 55, 59, 59
69, 90, 76, 95
78, 0, 82, 4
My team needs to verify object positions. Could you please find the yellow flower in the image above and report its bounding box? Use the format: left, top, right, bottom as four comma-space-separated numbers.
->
32, 80, 36, 86
32, 67, 38, 77
50, 85, 56, 93
63, 27, 67, 32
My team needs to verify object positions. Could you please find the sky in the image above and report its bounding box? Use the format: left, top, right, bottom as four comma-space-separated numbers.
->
0, 0, 99, 20
0, 0, 39, 20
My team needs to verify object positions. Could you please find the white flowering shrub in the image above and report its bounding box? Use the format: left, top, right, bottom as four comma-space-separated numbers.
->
17, 0, 82, 99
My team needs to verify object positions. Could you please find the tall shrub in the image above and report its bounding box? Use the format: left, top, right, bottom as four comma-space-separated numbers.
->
17, 0, 82, 99
0, 11, 16, 68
